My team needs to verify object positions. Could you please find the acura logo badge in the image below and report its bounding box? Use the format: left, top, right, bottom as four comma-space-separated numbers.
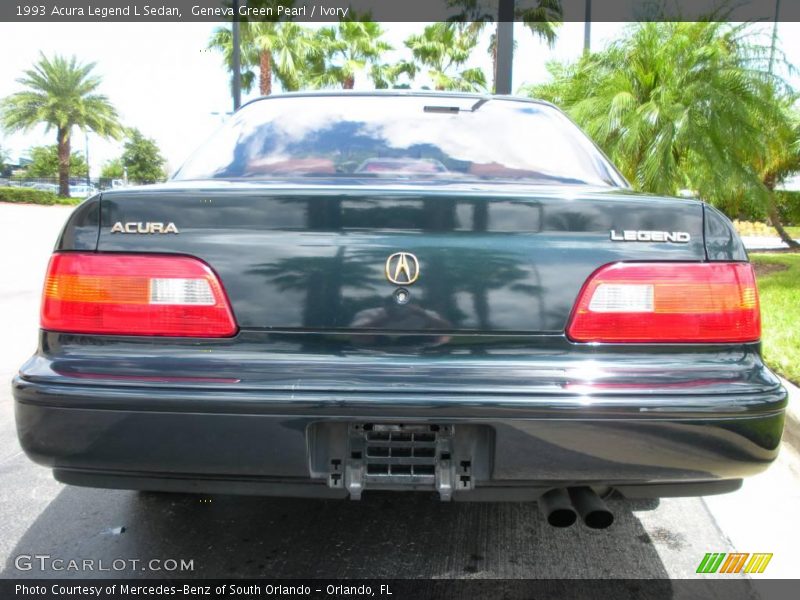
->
385, 252, 420, 285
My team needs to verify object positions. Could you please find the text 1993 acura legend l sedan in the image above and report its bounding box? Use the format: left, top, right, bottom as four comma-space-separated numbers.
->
12, 93, 787, 529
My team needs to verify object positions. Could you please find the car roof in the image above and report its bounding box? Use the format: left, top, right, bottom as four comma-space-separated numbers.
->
239, 90, 558, 112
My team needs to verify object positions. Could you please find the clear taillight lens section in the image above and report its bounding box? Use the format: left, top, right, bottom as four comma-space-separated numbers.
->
567, 262, 760, 343
42, 253, 237, 337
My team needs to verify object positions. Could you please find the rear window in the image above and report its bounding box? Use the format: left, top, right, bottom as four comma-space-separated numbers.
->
173, 95, 625, 186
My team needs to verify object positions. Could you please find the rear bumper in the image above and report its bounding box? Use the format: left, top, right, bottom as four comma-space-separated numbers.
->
12, 374, 787, 500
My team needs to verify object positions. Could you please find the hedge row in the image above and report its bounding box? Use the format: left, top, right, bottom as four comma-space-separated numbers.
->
776, 191, 800, 226
0, 186, 81, 206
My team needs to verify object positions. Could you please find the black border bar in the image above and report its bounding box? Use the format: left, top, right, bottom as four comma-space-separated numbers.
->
2, 1, 800, 23
3, 579, 800, 600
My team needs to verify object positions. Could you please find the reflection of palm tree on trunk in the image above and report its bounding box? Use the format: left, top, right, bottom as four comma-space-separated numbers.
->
251, 249, 375, 329
251, 242, 538, 332
421, 198, 462, 325
249, 197, 375, 329
247, 195, 542, 333
419, 198, 538, 330
471, 202, 490, 330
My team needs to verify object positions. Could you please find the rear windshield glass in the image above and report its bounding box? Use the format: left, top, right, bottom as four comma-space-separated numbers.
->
173, 95, 625, 186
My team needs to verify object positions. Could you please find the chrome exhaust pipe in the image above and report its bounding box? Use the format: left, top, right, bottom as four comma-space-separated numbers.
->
538, 488, 577, 528
568, 486, 614, 529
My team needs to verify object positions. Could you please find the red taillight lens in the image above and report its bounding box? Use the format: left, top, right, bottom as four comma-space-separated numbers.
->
566, 262, 760, 343
42, 253, 237, 337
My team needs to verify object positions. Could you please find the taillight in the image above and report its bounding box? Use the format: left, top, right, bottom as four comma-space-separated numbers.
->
566, 262, 760, 343
41, 253, 237, 337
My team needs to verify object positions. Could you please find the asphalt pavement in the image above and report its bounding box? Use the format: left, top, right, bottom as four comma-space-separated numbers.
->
0, 202, 798, 583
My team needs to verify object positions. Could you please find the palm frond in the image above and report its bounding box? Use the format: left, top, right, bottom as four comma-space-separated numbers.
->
524, 20, 797, 212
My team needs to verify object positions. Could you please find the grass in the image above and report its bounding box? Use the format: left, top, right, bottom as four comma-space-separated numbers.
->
751, 253, 800, 385
0, 186, 81, 205
787, 226, 800, 239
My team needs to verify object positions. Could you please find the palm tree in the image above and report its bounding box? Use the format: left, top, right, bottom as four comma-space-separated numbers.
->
250, 21, 319, 94
530, 21, 797, 242
370, 60, 417, 90
0, 53, 122, 196
209, 20, 317, 96
754, 95, 800, 248
208, 25, 258, 95
448, 0, 562, 92
405, 23, 487, 92
242, 0, 296, 95
583, 0, 592, 53
309, 17, 393, 89
0, 143, 9, 173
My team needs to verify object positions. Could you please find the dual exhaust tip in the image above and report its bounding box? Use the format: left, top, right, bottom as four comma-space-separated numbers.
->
538, 487, 614, 529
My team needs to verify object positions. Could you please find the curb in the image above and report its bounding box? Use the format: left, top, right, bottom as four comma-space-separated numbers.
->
780, 377, 800, 453
741, 235, 799, 251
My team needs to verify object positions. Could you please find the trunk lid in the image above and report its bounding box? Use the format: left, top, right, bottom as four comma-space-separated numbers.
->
97, 181, 705, 334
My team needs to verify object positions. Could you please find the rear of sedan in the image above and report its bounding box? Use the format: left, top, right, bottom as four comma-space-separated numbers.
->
12, 93, 786, 529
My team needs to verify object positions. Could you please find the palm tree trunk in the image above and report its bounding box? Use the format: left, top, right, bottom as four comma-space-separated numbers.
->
767, 195, 799, 248
343, 74, 355, 89
584, 0, 592, 54
764, 172, 799, 248
491, 27, 498, 93
259, 50, 272, 96
57, 127, 70, 198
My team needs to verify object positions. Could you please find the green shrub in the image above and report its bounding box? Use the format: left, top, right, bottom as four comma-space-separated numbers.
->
775, 191, 800, 226
0, 186, 80, 205
711, 194, 766, 222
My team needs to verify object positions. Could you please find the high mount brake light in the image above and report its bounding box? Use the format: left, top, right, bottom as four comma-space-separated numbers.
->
566, 262, 760, 343
41, 253, 237, 337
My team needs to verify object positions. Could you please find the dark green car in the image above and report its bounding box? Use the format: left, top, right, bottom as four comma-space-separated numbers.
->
13, 92, 786, 529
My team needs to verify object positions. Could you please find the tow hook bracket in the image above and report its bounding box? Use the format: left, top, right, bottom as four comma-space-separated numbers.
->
338, 423, 461, 501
